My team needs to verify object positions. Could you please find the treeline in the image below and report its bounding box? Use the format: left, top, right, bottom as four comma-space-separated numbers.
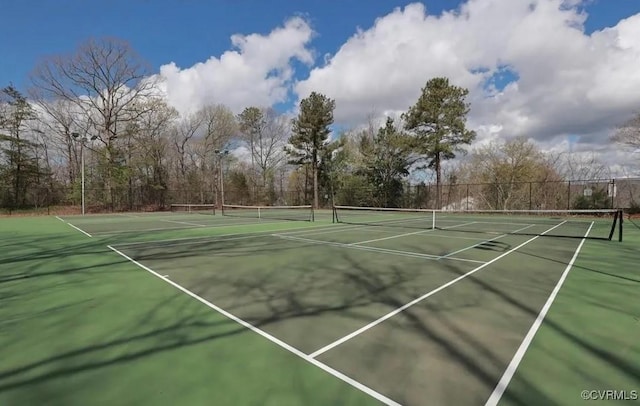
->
1, 37, 638, 214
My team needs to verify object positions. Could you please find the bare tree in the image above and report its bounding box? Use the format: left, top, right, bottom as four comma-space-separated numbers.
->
612, 112, 640, 151
192, 104, 237, 203
238, 107, 290, 202
466, 138, 563, 209
171, 113, 204, 189
30, 37, 159, 207
33, 98, 83, 184
254, 108, 289, 187
560, 151, 611, 181
131, 99, 178, 206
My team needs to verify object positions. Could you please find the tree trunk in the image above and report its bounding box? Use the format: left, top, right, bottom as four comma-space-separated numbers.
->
313, 165, 318, 209
303, 165, 309, 205
435, 152, 442, 210
312, 152, 319, 209
105, 144, 114, 211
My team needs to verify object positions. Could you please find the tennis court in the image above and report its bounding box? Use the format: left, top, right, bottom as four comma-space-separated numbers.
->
1, 206, 638, 406
102, 206, 622, 405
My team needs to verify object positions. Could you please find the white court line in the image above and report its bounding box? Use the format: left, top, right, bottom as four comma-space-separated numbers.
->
308, 221, 568, 359
107, 245, 401, 406
161, 219, 206, 227
91, 218, 299, 236
484, 221, 593, 406
120, 233, 277, 249
350, 222, 477, 246
297, 226, 491, 242
112, 222, 346, 247
273, 234, 486, 265
438, 219, 532, 227
438, 224, 536, 260
281, 222, 395, 237
55, 216, 65, 222
66, 222, 93, 238
91, 224, 195, 235
426, 233, 493, 241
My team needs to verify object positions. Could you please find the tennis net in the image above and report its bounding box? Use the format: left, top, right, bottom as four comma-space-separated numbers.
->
332, 206, 623, 241
170, 204, 216, 215
222, 204, 314, 222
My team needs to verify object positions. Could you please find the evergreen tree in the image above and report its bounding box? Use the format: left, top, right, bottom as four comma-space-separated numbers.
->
0, 86, 38, 208
286, 92, 335, 208
403, 77, 476, 208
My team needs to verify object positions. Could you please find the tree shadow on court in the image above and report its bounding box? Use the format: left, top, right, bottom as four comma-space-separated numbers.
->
0, 313, 250, 394
0, 235, 401, 397
426, 244, 640, 405
318, 247, 558, 406
473, 240, 511, 252
0, 235, 249, 394
317, 236, 640, 406
2, 223, 637, 405
514, 245, 640, 284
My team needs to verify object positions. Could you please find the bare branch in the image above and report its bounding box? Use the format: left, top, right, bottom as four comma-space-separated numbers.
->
612, 112, 640, 150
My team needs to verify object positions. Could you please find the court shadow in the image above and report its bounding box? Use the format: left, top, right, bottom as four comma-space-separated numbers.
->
514, 246, 640, 285
3, 220, 637, 405
322, 250, 557, 406
474, 240, 511, 252
435, 253, 640, 403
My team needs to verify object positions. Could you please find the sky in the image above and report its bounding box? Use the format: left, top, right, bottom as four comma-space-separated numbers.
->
2, 0, 640, 172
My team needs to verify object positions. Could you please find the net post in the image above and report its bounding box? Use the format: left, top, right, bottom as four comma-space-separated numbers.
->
258, 207, 261, 219
311, 206, 315, 222
619, 209, 623, 242
432, 210, 436, 229
609, 210, 619, 241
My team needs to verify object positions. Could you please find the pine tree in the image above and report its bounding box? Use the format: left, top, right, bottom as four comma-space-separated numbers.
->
403, 77, 476, 208
287, 92, 335, 208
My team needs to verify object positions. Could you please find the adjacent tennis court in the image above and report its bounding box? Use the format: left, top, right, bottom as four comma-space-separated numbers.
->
1, 206, 638, 406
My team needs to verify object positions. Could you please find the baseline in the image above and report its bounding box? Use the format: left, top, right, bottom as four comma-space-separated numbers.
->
56, 216, 93, 238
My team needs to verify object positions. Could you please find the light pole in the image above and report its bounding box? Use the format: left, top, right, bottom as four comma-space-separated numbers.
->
215, 149, 229, 208
72, 132, 97, 215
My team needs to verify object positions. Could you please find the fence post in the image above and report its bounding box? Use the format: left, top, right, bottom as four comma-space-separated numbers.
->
567, 181, 571, 210
466, 184, 469, 211
610, 179, 616, 209
529, 182, 532, 210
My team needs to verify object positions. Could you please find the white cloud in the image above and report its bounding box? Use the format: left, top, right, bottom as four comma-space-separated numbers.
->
157, 17, 314, 115
294, 0, 640, 153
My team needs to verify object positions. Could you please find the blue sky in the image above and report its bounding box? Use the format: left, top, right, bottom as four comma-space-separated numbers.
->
2, 0, 640, 172
2, 0, 636, 92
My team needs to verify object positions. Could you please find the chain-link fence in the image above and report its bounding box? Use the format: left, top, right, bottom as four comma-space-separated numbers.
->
332, 178, 640, 212
2, 178, 640, 215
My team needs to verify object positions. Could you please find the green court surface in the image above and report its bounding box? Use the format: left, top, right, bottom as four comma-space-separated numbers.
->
0, 210, 638, 405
